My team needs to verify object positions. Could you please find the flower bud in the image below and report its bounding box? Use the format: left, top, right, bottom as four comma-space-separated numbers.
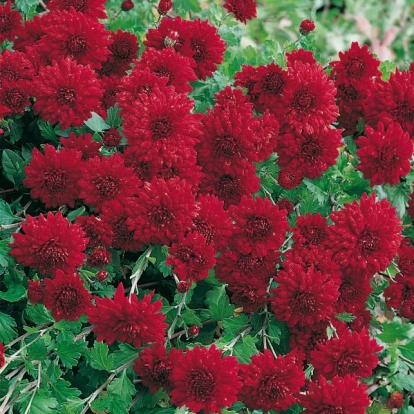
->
188, 325, 200, 337
96, 270, 109, 281
299, 19, 315, 35
121, 0, 134, 11
177, 281, 190, 293
158, 0, 172, 15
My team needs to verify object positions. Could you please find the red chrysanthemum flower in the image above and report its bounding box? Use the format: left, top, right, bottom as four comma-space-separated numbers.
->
384, 274, 414, 310
275, 60, 338, 134
398, 242, 414, 277
311, 329, 382, 380
214, 86, 252, 111
33, 58, 103, 130
9, 212, 88, 277
356, 122, 413, 186
158, 0, 172, 14
12, 14, 44, 52
86, 283, 167, 347
234, 64, 261, 110
286, 49, 317, 67
86, 247, 111, 268
137, 47, 197, 93
330, 42, 381, 86
227, 277, 269, 313
387, 391, 405, 410
0, 80, 31, 116
99, 30, 139, 77
24, 145, 83, 208
133, 344, 182, 394
0, 0, 22, 44
351, 309, 372, 332
43, 270, 92, 321
216, 249, 279, 285
239, 349, 305, 412
364, 69, 414, 135
300, 375, 370, 414
127, 177, 198, 246
78, 154, 140, 212
337, 272, 372, 314
196, 106, 258, 167
46, 0, 107, 18
199, 162, 260, 209
278, 165, 304, 189
122, 85, 201, 164
60, 132, 102, 160
100, 200, 143, 251
229, 195, 288, 256
276, 127, 342, 180
192, 193, 233, 251
0, 50, 35, 84
277, 198, 294, 214
76, 215, 113, 249
0, 343, 5, 368
328, 193, 403, 278
38, 9, 112, 70
299, 19, 315, 35
99, 75, 120, 116
27, 280, 45, 305
166, 232, 216, 282
270, 263, 340, 328
292, 213, 329, 250
169, 345, 242, 414
102, 128, 122, 148
249, 110, 279, 162
223, 0, 257, 25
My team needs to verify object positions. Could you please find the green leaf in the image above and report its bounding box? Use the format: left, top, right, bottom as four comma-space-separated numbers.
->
336, 312, 356, 323
0, 199, 23, 224
205, 286, 235, 321
27, 340, 49, 361
38, 120, 57, 141
56, 332, 87, 368
399, 340, 414, 362
222, 314, 249, 335
0, 239, 14, 268
366, 401, 392, 414
108, 371, 135, 406
25, 304, 54, 325
0, 311, 17, 342
2, 149, 25, 187
88, 341, 115, 371
232, 335, 258, 363
391, 373, 414, 392
0, 269, 26, 302
17, 390, 59, 414
267, 314, 282, 345
50, 379, 81, 404
378, 321, 414, 343
106, 104, 123, 128
112, 343, 138, 368
15, 0, 38, 13
66, 206, 86, 222
84, 112, 110, 132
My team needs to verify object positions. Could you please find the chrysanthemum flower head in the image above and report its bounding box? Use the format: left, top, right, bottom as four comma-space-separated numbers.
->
223, 0, 257, 25
0, 0, 22, 44
46, 0, 107, 18
86, 283, 167, 348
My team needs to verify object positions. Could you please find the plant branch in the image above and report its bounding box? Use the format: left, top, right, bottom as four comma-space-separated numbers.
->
168, 291, 187, 339
129, 245, 154, 301
23, 362, 41, 414
0, 368, 26, 413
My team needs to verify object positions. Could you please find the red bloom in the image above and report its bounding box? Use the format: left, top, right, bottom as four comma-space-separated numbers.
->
398, 243, 414, 277
270, 263, 340, 328
330, 42, 381, 86
127, 177, 198, 246
300, 375, 370, 414
9, 212, 88, 277
223, 0, 257, 25
133, 344, 182, 394
121, 0, 134, 11
86, 283, 167, 347
102, 128, 122, 148
99, 75, 119, 115
356, 122, 413, 186
158, 0, 172, 14
24, 145, 83, 208
234, 64, 262, 110
38, 9, 112, 70
122, 85, 201, 164
170, 345, 242, 414
292, 213, 329, 250
27, 280, 45, 305
328, 193, 403, 278
311, 329, 382, 380
46, 0, 107, 18
166, 232, 216, 283
387, 391, 405, 409
33, 58, 103, 130
0, 80, 31, 116
60, 132, 102, 160
277, 198, 294, 214
239, 349, 305, 412
364, 69, 414, 135
278, 165, 304, 189
0, 0, 22, 44
0, 50, 34, 84
249, 110, 279, 162
0, 343, 5, 368
229, 195, 288, 256
76, 215, 113, 249
13, 15, 44, 52
337, 273, 372, 314
86, 247, 111, 268
286, 49, 317, 67
138, 47, 197, 93
78, 154, 141, 212
384, 274, 414, 310
193, 193, 233, 251
44, 270, 92, 321
273, 60, 338, 134
276, 127, 342, 180
299, 19, 315, 35
228, 278, 269, 313
99, 30, 139, 77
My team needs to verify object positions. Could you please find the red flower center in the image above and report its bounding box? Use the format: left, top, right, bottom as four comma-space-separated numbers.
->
112, 40, 134, 62
193, 219, 214, 245
262, 71, 284, 95
215, 175, 241, 206
338, 83, 359, 102
176, 246, 198, 263
339, 282, 358, 302
56, 286, 82, 314
292, 88, 315, 111
155, 66, 172, 83
236, 254, 263, 273
94, 175, 119, 199
150, 206, 173, 227
67, 35, 88, 56
215, 135, 239, 157
358, 230, 378, 254
43, 169, 68, 194
57, 87, 77, 106
394, 101, 414, 124
4, 89, 24, 110
62, 0, 87, 12
0, 14, 12, 34
0, 67, 18, 82
261, 377, 289, 400
38, 240, 68, 267
301, 225, 326, 245
346, 58, 365, 78
188, 369, 215, 400
113, 217, 134, 245
292, 292, 316, 313
114, 322, 139, 338
246, 217, 271, 240
151, 360, 172, 387
151, 116, 173, 139
302, 139, 321, 159
191, 39, 208, 63
337, 354, 361, 376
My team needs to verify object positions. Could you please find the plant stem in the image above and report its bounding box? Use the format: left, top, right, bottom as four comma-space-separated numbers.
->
225, 326, 252, 351
23, 362, 41, 414
0, 368, 26, 412
168, 292, 187, 339
129, 245, 154, 301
